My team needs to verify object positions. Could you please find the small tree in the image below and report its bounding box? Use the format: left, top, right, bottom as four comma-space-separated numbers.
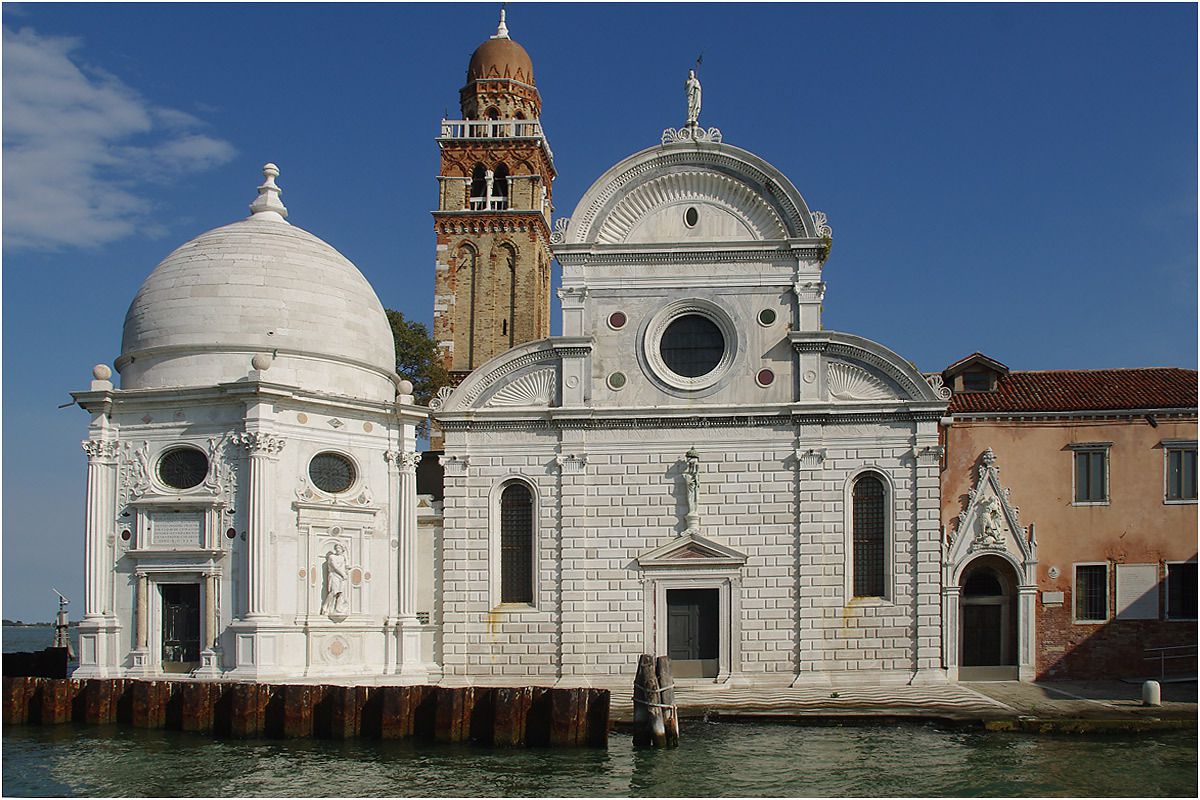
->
386, 309, 449, 406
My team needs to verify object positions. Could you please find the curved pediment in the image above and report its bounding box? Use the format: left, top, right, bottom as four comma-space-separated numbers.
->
596, 170, 788, 244
431, 338, 591, 414
560, 142, 819, 246
791, 331, 953, 405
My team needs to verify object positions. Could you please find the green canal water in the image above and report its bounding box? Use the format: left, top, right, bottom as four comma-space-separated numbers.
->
3, 721, 1196, 797
3, 629, 1196, 796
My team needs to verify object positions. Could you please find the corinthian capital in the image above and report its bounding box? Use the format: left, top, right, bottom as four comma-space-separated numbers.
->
81, 439, 120, 460
384, 450, 422, 470
235, 431, 286, 455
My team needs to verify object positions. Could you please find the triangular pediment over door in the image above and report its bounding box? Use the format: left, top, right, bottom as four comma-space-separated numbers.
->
636, 532, 748, 570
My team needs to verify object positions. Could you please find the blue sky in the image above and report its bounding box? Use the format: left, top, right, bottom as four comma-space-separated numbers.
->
3, 2, 1196, 621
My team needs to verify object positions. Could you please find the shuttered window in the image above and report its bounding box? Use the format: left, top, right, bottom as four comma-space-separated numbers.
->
500, 482, 534, 604
852, 474, 886, 597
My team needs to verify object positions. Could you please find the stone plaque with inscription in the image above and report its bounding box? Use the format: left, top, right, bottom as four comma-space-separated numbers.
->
151, 513, 204, 548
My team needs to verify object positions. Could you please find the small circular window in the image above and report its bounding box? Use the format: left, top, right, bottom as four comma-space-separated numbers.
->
158, 448, 209, 490
607, 371, 627, 390
660, 314, 725, 378
608, 311, 627, 330
684, 206, 699, 228
309, 452, 356, 494
643, 299, 737, 391
757, 308, 777, 327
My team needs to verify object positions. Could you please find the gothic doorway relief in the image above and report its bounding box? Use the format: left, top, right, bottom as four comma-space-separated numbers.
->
943, 448, 1038, 681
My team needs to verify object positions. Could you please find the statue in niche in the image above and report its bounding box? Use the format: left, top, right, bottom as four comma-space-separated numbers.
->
978, 496, 1003, 548
321, 543, 349, 617
685, 69, 702, 126
684, 446, 701, 532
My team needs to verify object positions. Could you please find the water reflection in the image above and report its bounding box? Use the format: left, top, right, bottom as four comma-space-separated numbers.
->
4, 720, 1196, 797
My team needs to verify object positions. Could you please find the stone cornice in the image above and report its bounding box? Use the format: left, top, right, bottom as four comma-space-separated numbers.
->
554, 246, 820, 267
71, 381, 423, 422
949, 408, 1198, 422
437, 405, 937, 432
433, 212, 552, 240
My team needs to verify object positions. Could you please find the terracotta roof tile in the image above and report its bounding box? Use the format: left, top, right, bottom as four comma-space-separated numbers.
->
948, 368, 1198, 414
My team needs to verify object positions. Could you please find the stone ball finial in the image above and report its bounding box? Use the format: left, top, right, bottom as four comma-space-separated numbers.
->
398, 379, 414, 396
251, 353, 274, 371
92, 363, 113, 381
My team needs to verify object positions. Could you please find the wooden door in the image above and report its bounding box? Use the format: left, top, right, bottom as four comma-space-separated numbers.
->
161, 583, 200, 672
666, 589, 719, 678
962, 603, 1002, 666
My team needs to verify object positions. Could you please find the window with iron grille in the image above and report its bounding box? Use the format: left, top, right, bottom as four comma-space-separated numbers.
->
852, 474, 886, 597
500, 482, 534, 604
1073, 448, 1108, 503
1165, 446, 1197, 502
1166, 562, 1197, 620
1074, 564, 1108, 622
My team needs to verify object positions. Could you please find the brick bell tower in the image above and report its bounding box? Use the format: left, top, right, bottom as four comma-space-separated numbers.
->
432, 10, 555, 384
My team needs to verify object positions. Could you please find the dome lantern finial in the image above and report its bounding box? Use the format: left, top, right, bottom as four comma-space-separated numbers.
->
492, 6, 509, 39
249, 162, 289, 222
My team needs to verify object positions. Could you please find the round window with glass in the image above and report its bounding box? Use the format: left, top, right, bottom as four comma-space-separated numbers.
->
643, 300, 736, 391
158, 447, 209, 490
309, 452, 356, 494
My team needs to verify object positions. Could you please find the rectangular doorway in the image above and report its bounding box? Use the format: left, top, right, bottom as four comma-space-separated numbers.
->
160, 583, 201, 673
666, 588, 719, 678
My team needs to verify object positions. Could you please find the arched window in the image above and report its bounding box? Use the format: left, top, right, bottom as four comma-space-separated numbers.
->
469, 163, 487, 206
455, 245, 478, 368
485, 106, 500, 120
852, 474, 886, 597
493, 163, 509, 208
500, 482, 534, 603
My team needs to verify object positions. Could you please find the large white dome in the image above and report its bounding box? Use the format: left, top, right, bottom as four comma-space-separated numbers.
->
117, 165, 398, 403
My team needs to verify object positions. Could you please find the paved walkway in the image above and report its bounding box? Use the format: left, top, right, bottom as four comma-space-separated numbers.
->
609, 679, 1198, 731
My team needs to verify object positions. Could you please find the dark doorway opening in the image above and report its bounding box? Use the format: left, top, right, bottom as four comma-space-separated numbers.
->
161, 583, 201, 673
667, 588, 719, 678
959, 557, 1018, 680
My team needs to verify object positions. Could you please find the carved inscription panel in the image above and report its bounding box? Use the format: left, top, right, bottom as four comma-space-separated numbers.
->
150, 513, 204, 548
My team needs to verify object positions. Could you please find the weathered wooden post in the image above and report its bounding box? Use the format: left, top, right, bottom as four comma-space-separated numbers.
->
180, 682, 218, 733
655, 655, 679, 746
492, 686, 533, 746
585, 688, 610, 748
3, 677, 35, 724
632, 653, 666, 747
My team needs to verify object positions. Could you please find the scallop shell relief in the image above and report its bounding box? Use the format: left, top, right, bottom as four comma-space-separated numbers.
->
827, 363, 896, 401
485, 368, 556, 407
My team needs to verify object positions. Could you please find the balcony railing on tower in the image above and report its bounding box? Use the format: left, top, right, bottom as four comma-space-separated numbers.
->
440, 118, 545, 140
438, 118, 554, 164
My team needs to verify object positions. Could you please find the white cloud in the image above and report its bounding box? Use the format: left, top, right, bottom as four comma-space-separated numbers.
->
2, 26, 236, 250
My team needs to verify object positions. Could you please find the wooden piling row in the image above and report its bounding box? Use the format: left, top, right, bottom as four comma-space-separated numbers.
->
1, 677, 608, 747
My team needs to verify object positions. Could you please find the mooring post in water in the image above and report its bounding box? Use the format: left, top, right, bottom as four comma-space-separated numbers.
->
633, 653, 666, 747
655, 655, 679, 746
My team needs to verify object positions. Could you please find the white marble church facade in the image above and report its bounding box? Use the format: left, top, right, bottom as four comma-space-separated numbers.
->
72, 167, 433, 681
432, 116, 952, 686
72, 59, 952, 687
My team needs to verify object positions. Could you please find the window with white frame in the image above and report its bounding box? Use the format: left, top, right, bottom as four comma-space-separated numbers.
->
1164, 443, 1197, 503
1074, 563, 1109, 622
851, 473, 886, 598
1071, 444, 1110, 504
499, 482, 534, 604
1165, 561, 1197, 620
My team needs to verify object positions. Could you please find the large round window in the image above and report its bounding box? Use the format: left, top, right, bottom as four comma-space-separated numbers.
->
660, 314, 725, 378
643, 299, 737, 391
309, 453, 356, 494
158, 448, 209, 490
